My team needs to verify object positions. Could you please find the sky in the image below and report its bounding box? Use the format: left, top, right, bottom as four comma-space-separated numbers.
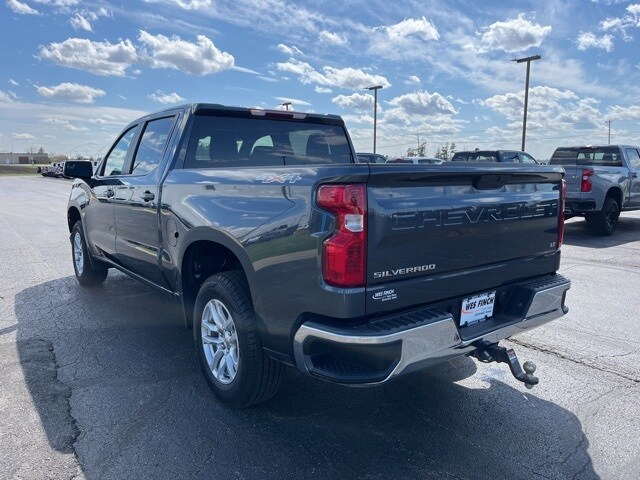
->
1, 0, 640, 160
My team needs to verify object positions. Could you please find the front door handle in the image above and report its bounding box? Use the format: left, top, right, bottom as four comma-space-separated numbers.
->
105, 188, 114, 198
140, 191, 155, 202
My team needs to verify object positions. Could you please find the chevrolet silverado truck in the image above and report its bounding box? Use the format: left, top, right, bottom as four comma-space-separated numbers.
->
549, 145, 640, 235
64, 104, 570, 407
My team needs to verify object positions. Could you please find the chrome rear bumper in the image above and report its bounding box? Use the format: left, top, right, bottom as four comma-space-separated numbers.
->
293, 274, 570, 385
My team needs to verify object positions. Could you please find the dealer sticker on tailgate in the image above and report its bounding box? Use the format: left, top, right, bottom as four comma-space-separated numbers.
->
460, 291, 496, 326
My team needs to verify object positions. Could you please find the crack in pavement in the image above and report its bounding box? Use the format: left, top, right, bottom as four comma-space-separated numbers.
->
509, 338, 639, 384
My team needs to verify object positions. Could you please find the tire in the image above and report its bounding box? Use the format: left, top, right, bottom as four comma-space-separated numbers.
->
193, 271, 283, 407
71, 221, 108, 286
589, 197, 620, 236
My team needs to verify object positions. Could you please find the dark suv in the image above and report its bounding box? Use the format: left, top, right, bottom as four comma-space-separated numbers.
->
452, 150, 538, 164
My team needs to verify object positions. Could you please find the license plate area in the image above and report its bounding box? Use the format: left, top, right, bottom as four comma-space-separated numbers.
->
460, 291, 496, 327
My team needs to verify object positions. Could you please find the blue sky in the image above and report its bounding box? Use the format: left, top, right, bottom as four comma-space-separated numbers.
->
1, 0, 640, 160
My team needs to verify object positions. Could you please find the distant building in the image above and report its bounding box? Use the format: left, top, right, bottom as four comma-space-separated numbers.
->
0, 152, 50, 164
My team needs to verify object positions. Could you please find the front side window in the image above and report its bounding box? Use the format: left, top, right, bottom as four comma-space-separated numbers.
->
103, 127, 137, 176
500, 152, 519, 162
131, 116, 176, 175
520, 153, 537, 164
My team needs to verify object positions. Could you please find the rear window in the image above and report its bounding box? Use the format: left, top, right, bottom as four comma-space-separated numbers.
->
452, 152, 498, 162
184, 115, 352, 168
550, 147, 622, 167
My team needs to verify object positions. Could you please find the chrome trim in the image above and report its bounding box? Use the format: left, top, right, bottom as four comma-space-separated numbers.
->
293, 279, 570, 384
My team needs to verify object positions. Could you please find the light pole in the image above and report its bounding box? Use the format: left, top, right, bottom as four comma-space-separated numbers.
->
607, 119, 612, 144
512, 54, 541, 152
366, 85, 383, 153
279, 101, 292, 111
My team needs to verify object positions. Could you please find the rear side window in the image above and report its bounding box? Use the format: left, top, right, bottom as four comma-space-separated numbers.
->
453, 152, 498, 162
551, 147, 622, 166
184, 115, 352, 168
131, 116, 176, 175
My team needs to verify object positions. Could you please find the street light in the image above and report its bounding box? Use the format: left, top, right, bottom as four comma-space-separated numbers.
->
279, 101, 292, 111
512, 54, 541, 152
366, 85, 383, 153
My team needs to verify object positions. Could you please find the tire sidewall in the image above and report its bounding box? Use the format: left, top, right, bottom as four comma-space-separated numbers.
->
71, 223, 89, 281
193, 277, 253, 402
603, 199, 620, 235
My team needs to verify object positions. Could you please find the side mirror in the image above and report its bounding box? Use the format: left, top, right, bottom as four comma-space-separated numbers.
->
63, 161, 94, 180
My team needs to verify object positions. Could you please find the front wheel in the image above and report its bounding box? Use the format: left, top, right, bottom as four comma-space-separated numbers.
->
193, 271, 283, 407
71, 221, 108, 286
589, 198, 620, 236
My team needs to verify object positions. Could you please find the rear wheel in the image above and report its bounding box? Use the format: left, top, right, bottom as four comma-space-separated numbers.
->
194, 271, 283, 407
589, 198, 620, 236
71, 221, 108, 286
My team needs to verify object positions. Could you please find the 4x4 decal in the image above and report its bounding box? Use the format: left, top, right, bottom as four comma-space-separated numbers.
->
255, 173, 302, 184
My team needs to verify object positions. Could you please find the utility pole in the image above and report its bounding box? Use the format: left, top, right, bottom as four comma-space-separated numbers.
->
512, 54, 541, 152
279, 101, 292, 111
607, 119, 612, 144
366, 85, 383, 153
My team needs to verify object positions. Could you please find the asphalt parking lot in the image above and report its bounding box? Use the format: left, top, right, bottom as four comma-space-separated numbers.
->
1, 176, 639, 480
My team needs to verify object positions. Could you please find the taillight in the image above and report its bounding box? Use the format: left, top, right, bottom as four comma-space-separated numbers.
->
558, 179, 566, 248
581, 168, 594, 192
317, 184, 367, 287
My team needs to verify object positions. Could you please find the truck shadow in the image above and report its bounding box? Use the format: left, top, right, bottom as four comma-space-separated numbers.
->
562, 215, 640, 248
15, 275, 598, 479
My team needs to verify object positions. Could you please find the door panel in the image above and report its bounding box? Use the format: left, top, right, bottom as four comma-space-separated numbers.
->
114, 116, 177, 286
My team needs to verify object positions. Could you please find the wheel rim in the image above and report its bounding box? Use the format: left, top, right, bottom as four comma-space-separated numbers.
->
73, 232, 84, 275
201, 299, 239, 385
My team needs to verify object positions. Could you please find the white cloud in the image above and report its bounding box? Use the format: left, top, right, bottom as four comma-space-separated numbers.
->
43, 117, 89, 131
384, 17, 440, 41
138, 31, 235, 75
143, 0, 212, 9
404, 75, 421, 85
148, 91, 185, 103
473, 14, 552, 53
70, 12, 96, 31
577, 32, 614, 51
385, 90, 458, 125
607, 104, 640, 120
33, 0, 79, 5
599, 4, 640, 41
319, 30, 348, 46
36, 82, 106, 104
274, 96, 311, 106
0, 90, 17, 102
9, 79, 19, 86
12, 133, 36, 140
276, 59, 390, 89
314, 86, 332, 94
39, 38, 138, 76
332, 93, 378, 113
277, 44, 303, 56
7, 0, 39, 15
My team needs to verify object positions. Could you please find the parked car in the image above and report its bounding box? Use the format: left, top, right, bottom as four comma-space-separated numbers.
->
357, 152, 387, 164
549, 145, 640, 235
386, 157, 443, 164
63, 103, 570, 407
452, 150, 538, 164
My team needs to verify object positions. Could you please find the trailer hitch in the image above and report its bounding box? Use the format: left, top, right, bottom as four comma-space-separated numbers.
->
471, 342, 538, 389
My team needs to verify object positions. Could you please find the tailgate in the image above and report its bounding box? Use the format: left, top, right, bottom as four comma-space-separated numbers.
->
560, 165, 581, 196
366, 164, 564, 296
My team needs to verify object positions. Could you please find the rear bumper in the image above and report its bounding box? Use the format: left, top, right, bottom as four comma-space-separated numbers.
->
293, 274, 570, 385
565, 198, 597, 214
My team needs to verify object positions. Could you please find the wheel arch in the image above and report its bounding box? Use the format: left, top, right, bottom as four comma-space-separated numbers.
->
67, 206, 81, 232
178, 228, 258, 330
605, 186, 623, 207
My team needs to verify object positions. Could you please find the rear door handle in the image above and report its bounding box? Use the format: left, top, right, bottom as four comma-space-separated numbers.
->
140, 191, 155, 202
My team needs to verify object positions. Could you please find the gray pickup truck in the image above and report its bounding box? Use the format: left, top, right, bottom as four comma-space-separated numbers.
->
549, 145, 640, 235
64, 103, 570, 407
